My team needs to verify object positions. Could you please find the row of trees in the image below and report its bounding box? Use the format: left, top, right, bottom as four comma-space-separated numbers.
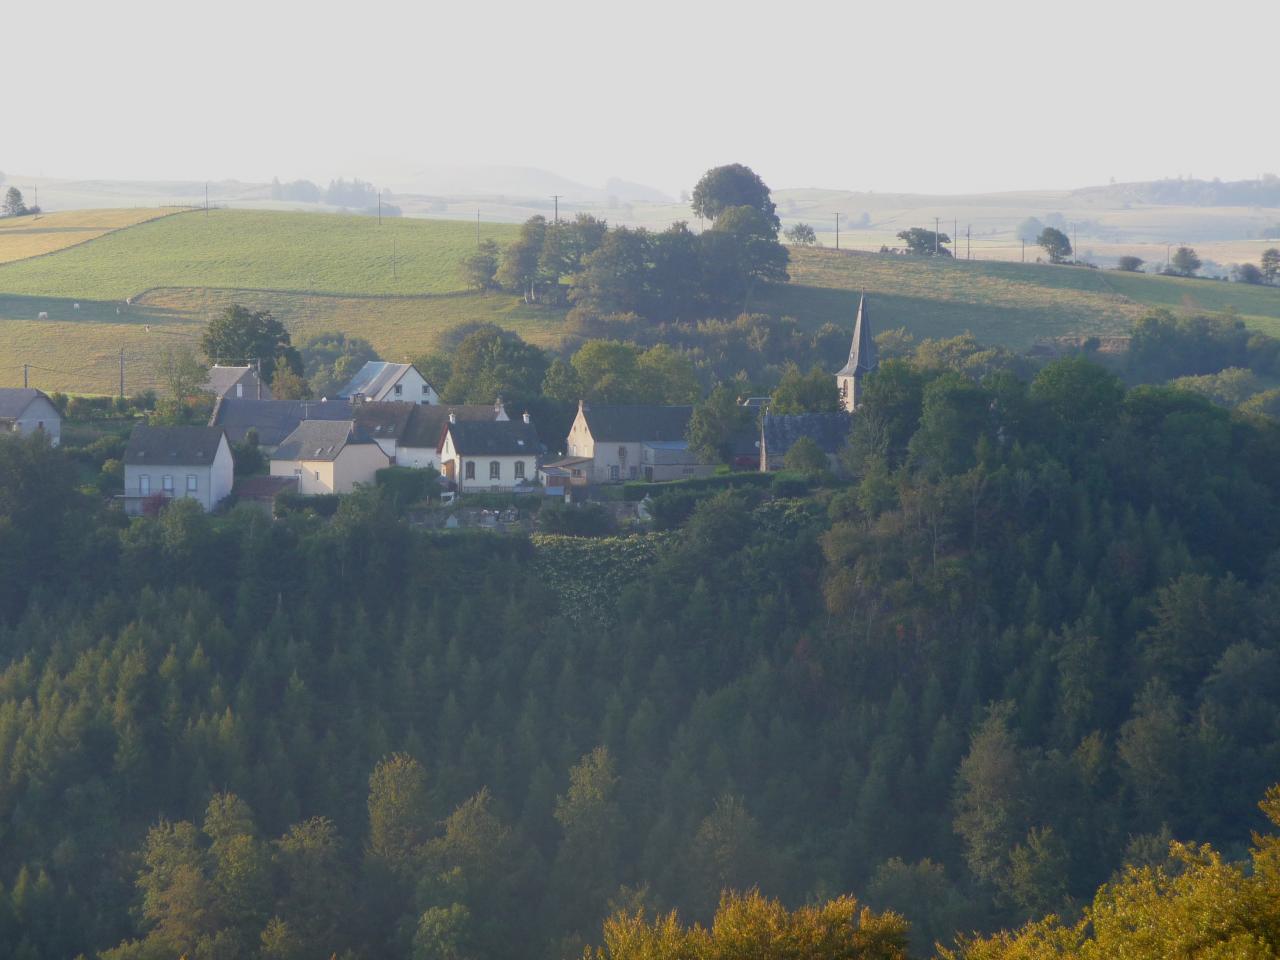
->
464, 165, 790, 321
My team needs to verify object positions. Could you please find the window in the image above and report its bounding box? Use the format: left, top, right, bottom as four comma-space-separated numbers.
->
187, 475, 198, 492
489, 461, 501, 480
139, 474, 150, 495
162, 475, 174, 493
394, 384, 403, 396
465, 461, 475, 480
629, 466, 638, 479
514, 461, 525, 480
421, 384, 430, 396
235, 383, 243, 398
610, 465, 620, 481
618, 446, 628, 465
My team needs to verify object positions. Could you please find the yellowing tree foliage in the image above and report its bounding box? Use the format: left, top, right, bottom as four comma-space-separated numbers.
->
587, 889, 909, 960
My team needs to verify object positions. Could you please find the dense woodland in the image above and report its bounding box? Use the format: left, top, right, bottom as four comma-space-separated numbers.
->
5, 329, 1280, 957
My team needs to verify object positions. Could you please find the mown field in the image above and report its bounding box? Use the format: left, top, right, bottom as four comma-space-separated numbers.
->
3, 208, 1280, 393
0, 208, 190, 265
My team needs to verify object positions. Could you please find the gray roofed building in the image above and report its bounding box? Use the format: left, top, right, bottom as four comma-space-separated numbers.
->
442, 418, 540, 456
124, 424, 228, 466
338, 361, 439, 405
760, 412, 851, 471
400, 403, 507, 449
203, 365, 271, 401
836, 293, 877, 412
272, 420, 364, 462
0, 388, 61, 446
579, 404, 693, 442
209, 398, 353, 449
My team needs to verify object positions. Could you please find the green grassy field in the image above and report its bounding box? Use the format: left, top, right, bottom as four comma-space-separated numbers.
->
0, 209, 519, 298
3, 208, 1280, 393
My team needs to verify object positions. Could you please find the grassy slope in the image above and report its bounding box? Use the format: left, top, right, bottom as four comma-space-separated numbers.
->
0, 208, 518, 297
0, 208, 188, 265
3, 209, 1280, 393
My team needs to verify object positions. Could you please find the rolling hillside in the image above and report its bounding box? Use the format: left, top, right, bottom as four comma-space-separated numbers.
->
0, 208, 189, 265
2, 208, 1279, 394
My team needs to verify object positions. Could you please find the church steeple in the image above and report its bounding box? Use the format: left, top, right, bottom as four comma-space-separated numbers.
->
836, 293, 876, 412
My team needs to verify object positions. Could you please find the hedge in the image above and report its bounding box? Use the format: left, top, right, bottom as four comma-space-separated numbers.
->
620, 472, 773, 501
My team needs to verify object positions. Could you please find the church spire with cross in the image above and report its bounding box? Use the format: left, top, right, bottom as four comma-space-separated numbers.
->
836, 292, 877, 412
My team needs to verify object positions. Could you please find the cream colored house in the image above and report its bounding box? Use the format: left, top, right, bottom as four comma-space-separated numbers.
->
361, 400, 509, 471
0, 388, 61, 447
269, 420, 390, 494
565, 402, 694, 483
439, 414, 539, 493
122, 424, 234, 514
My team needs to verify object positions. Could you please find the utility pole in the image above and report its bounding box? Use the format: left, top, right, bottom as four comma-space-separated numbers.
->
23, 364, 28, 388
1022, 239, 1026, 263
551, 195, 561, 223
119, 348, 125, 400
392, 238, 397, 280
1073, 223, 1078, 259
935, 217, 940, 255
256, 358, 262, 400
835, 212, 840, 250
954, 218, 958, 255
204, 182, 209, 217
967, 224, 971, 261
476, 209, 481, 247
378, 191, 382, 225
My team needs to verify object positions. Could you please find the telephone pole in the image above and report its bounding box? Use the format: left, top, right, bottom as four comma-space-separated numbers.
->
1022, 239, 1026, 263
476, 210, 481, 247
967, 224, 971, 261
204, 182, 209, 217
392, 238, 397, 280
934, 217, 940, 255
119, 349, 125, 400
835, 213, 840, 250
551, 195, 561, 223
378, 191, 382, 225
23, 364, 28, 388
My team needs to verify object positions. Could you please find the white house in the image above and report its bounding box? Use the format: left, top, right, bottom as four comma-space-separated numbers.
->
439, 414, 539, 493
338, 361, 439, 405
269, 420, 390, 495
0, 388, 61, 447
122, 424, 234, 515
203, 365, 272, 401
565, 402, 695, 483
395, 400, 509, 471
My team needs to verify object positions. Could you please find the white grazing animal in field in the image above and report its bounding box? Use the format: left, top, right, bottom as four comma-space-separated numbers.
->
37, 312, 48, 320
73, 303, 80, 310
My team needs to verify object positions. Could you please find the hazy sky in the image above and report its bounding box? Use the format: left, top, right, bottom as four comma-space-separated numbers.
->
7, 0, 1277, 197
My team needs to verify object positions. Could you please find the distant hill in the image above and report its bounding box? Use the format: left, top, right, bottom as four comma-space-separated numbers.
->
1074, 176, 1280, 208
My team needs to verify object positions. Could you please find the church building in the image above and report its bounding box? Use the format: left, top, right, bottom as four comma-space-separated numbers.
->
836, 293, 877, 412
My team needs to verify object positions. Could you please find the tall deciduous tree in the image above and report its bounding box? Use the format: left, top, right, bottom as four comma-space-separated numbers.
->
1036, 227, 1072, 264
1170, 246, 1201, 277
687, 383, 755, 463
691, 163, 780, 233
200, 305, 300, 382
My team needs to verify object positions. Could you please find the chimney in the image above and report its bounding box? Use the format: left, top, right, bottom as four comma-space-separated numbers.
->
495, 395, 504, 415
522, 411, 531, 424
448, 411, 456, 424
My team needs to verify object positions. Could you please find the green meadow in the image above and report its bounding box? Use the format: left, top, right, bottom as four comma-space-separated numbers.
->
2, 208, 1280, 393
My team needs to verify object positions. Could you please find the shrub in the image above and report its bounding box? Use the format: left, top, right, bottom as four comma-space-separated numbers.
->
376, 466, 441, 508
538, 501, 615, 536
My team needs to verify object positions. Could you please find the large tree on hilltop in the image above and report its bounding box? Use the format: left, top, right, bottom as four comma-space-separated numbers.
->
691, 163, 780, 233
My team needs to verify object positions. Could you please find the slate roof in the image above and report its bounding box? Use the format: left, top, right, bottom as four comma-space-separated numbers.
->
204, 365, 256, 398
400, 404, 503, 448
837, 293, 877, 378
761, 413, 851, 459
272, 420, 367, 462
210, 398, 353, 446
444, 419, 539, 456
0, 388, 51, 421
581, 404, 693, 442
124, 424, 227, 466
339, 361, 418, 399
353, 401, 416, 442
